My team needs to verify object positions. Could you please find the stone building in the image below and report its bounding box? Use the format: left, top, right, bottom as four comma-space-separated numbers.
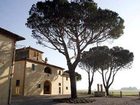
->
0, 27, 25, 105
12, 47, 71, 96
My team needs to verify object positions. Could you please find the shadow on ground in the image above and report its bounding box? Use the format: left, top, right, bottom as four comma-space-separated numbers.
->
11, 95, 71, 105
11, 95, 140, 105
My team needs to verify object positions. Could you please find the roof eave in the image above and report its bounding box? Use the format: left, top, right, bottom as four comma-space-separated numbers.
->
0, 27, 25, 41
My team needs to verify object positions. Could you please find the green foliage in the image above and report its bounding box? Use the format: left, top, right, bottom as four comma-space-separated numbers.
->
26, 0, 124, 52
82, 46, 134, 71
80, 46, 111, 70
64, 70, 82, 81
75, 72, 82, 81
110, 47, 134, 68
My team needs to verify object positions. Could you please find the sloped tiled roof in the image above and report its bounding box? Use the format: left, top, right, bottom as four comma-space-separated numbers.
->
16, 46, 43, 53
16, 58, 64, 70
0, 27, 25, 41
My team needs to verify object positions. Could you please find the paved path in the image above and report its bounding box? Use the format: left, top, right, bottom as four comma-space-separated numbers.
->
11, 95, 140, 105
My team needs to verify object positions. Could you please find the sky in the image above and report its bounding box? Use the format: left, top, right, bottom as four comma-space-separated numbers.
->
0, 0, 140, 90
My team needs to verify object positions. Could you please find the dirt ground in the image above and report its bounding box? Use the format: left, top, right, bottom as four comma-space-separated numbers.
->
11, 95, 140, 105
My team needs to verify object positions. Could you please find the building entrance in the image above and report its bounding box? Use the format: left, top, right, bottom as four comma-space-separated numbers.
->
44, 81, 51, 94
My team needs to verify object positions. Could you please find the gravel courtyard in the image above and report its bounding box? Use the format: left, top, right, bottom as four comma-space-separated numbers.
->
11, 95, 140, 105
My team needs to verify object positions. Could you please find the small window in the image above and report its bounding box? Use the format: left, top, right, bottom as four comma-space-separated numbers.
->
33, 51, 36, 57
66, 87, 68, 90
37, 52, 39, 57
66, 77, 68, 81
58, 71, 61, 75
59, 87, 61, 94
58, 83, 61, 86
32, 64, 35, 71
37, 53, 39, 60
16, 80, 20, 86
37, 84, 41, 88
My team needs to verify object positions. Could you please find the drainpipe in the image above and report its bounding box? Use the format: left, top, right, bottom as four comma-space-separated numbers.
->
8, 41, 16, 105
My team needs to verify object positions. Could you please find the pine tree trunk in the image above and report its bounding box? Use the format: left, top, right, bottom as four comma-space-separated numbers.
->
87, 71, 94, 94
105, 87, 109, 96
88, 84, 92, 94
69, 69, 77, 99
88, 72, 91, 94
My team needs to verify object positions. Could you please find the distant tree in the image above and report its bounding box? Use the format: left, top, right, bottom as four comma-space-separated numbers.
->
75, 72, 82, 81
121, 87, 138, 91
26, 0, 124, 98
64, 70, 82, 81
79, 50, 97, 94
89, 46, 134, 96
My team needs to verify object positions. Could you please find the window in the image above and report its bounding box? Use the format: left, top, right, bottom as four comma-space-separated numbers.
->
37, 53, 39, 60
66, 77, 68, 81
59, 87, 61, 94
16, 80, 20, 86
58, 71, 61, 75
58, 83, 61, 86
37, 84, 41, 88
33, 51, 36, 57
32, 64, 35, 71
66, 87, 68, 90
44, 67, 52, 74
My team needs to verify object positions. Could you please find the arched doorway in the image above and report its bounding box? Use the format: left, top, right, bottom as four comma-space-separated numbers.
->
44, 80, 51, 94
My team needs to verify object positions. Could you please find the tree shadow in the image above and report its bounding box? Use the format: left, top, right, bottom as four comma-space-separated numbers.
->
11, 95, 67, 105
0, 41, 14, 105
0, 41, 13, 74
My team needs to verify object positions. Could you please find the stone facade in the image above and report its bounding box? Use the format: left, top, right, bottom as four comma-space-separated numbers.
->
12, 47, 71, 96
0, 27, 24, 105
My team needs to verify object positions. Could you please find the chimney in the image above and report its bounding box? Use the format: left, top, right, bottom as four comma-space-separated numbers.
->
45, 57, 48, 64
